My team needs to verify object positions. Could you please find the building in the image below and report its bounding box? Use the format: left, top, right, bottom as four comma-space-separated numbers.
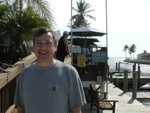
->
137, 51, 150, 60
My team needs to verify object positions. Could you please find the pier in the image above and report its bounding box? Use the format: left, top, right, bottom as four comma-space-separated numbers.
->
65, 57, 150, 113
110, 59, 150, 91
110, 72, 150, 88
82, 83, 150, 113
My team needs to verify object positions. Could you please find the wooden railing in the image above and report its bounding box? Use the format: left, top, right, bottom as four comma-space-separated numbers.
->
0, 53, 36, 113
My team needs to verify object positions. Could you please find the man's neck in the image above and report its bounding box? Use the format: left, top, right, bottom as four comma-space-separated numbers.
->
36, 59, 56, 67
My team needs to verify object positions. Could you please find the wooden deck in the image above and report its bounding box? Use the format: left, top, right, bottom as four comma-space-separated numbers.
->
124, 59, 150, 65
5, 56, 150, 113
65, 56, 150, 112
6, 84, 150, 113
82, 83, 150, 113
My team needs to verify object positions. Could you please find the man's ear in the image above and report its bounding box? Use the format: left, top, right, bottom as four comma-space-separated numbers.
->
54, 43, 58, 52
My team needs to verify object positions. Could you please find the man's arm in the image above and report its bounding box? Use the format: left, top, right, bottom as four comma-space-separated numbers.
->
17, 106, 25, 113
71, 107, 82, 113
63, 37, 70, 56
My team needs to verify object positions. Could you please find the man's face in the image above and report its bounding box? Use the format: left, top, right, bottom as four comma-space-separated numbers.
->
64, 34, 69, 38
33, 32, 57, 61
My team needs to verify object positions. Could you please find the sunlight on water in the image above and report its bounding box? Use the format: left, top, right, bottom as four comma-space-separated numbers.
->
108, 57, 150, 76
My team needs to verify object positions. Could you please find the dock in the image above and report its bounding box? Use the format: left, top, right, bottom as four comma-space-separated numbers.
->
3, 56, 150, 113
65, 57, 150, 112
111, 59, 150, 87
110, 72, 150, 87
82, 83, 150, 113
64, 57, 150, 112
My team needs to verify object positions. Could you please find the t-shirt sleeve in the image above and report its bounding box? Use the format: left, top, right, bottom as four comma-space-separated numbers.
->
68, 67, 87, 110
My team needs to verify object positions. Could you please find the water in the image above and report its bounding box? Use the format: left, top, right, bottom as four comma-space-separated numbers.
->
108, 57, 150, 107
137, 98, 150, 108
108, 57, 150, 76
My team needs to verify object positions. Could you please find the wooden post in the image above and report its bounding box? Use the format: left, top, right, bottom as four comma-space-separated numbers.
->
123, 70, 128, 93
138, 64, 141, 88
132, 71, 137, 98
132, 64, 136, 73
109, 73, 113, 83
116, 78, 119, 88
116, 62, 118, 70
118, 62, 120, 72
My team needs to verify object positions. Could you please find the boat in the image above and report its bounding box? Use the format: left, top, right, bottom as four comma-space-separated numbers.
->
139, 83, 150, 91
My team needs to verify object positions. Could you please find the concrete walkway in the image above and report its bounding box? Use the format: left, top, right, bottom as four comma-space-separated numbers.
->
82, 83, 150, 113
64, 57, 150, 113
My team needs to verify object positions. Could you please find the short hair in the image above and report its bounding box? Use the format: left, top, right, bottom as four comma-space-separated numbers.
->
63, 31, 69, 35
33, 27, 58, 45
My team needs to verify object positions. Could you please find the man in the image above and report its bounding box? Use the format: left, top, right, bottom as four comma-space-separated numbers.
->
56, 31, 70, 62
14, 27, 86, 113
81, 45, 90, 55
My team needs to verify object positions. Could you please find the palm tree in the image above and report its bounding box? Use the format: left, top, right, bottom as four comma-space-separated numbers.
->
128, 44, 136, 59
128, 48, 132, 59
19, 0, 55, 28
0, 0, 55, 63
69, 0, 96, 28
123, 45, 128, 59
130, 44, 136, 59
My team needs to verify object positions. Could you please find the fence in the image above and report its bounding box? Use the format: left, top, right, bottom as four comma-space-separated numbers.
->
0, 53, 36, 113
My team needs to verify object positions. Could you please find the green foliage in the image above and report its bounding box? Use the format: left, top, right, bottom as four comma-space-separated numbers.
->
0, 0, 55, 64
123, 44, 137, 59
68, 0, 95, 28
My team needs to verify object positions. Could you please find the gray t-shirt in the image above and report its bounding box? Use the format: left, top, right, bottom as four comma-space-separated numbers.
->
14, 61, 86, 113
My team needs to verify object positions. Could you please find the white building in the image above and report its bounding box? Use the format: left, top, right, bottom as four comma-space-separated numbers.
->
137, 51, 150, 60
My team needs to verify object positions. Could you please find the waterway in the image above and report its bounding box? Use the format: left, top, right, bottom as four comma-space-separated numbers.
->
108, 57, 150, 107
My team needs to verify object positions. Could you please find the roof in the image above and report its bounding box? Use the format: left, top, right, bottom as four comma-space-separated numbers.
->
137, 52, 150, 56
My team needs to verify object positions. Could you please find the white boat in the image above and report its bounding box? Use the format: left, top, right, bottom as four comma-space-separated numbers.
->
139, 83, 150, 91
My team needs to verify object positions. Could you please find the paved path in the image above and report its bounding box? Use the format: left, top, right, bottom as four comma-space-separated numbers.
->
82, 83, 150, 113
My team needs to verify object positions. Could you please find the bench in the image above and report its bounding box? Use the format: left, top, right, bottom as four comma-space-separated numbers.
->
89, 84, 118, 113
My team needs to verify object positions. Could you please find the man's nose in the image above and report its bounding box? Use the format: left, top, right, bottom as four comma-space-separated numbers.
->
40, 44, 47, 48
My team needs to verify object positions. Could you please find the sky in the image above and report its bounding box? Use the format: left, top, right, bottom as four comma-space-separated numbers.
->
49, 0, 150, 57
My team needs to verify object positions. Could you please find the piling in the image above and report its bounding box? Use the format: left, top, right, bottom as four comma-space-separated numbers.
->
132, 71, 138, 98
123, 70, 128, 93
